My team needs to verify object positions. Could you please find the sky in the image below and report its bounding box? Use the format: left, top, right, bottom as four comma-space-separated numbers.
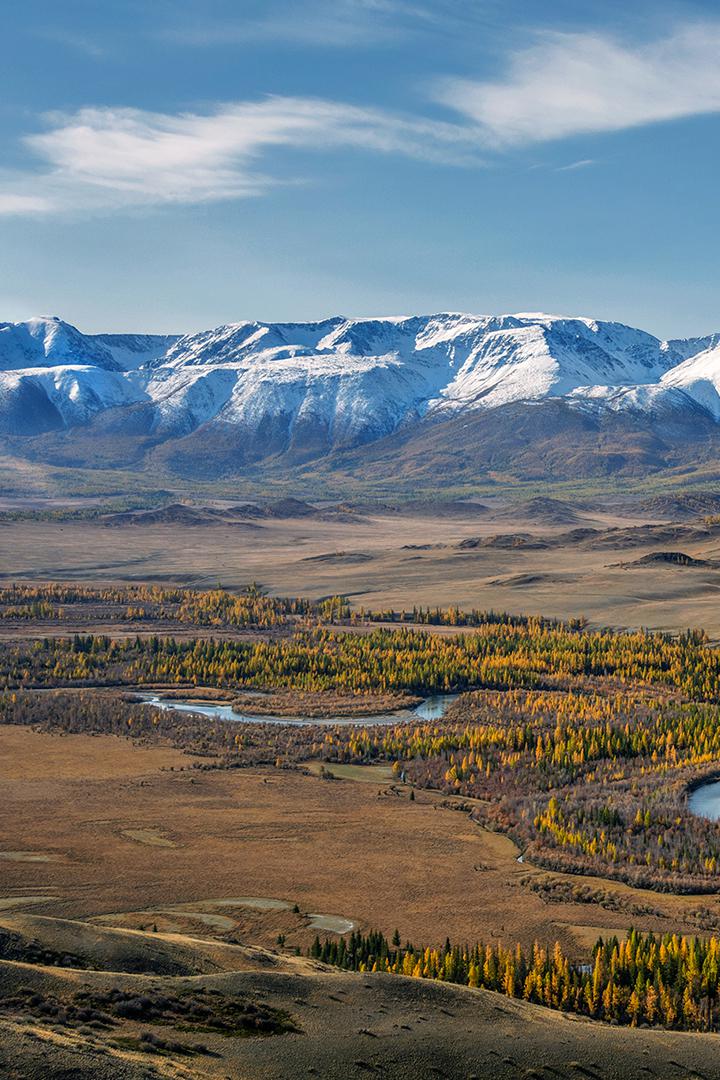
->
0, 0, 719, 337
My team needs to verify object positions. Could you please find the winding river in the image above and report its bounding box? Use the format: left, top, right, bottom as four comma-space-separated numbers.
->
136, 691, 458, 727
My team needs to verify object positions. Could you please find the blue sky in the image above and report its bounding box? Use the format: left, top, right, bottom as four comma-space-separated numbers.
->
0, 0, 719, 336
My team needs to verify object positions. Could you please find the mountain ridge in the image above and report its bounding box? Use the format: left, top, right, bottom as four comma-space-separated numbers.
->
4, 311, 720, 481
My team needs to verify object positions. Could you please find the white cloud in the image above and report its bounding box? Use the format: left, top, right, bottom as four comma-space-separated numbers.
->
0, 193, 53, 215
0, 97, 476, 216
435, 23, 720, 146
4, 21, 720, 218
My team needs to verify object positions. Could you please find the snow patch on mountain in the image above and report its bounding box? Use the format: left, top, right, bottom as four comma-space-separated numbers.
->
0, 365, 147, 427
565, 382, 704, 417
92, 333, 180, 370
661, 343, 720, 420
147, 366, 241, 435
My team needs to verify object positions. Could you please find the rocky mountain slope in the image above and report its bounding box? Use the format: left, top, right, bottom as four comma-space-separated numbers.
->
3, 312, 720, 480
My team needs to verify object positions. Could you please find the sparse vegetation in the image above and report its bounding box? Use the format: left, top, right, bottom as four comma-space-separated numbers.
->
0, 984, 296, 1040
0, 928, 88, 969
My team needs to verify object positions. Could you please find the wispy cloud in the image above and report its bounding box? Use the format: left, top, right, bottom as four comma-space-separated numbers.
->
0, 193, 54, 216
556, 159, 597, 171
435, 22, 720, 145
164, 0, 439, 48
4, 20, 720, 218
34, 28, 106, 58
0, 97, 477, 216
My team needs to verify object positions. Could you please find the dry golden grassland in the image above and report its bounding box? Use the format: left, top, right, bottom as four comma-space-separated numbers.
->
2, 502, 720, 636
2, 724, 720, 960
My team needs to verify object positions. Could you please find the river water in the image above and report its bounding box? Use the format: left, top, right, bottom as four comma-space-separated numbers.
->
688, 780, 720, 821
136, 691, 458, 727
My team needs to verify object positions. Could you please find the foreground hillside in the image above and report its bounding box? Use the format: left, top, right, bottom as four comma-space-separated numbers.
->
4, 312, 720, 481
2, 917, 720, 1080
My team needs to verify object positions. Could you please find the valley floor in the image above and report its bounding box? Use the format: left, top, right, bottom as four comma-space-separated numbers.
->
6, 494, 720, 1074
3, 500, 720, 636
2, 724, 720, 955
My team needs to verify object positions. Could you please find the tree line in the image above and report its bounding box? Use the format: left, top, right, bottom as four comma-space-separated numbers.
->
0, 583, 349, 628
3, 620, 720, 700
311, 928, 720, 1031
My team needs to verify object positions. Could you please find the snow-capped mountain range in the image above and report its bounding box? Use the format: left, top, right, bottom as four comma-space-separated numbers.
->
2, 312, 720, 477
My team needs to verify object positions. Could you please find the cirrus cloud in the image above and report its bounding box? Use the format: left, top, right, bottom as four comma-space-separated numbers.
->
435, 23, 720, 146
3, 21, 720, 217
164, 0, 440, 48
0, 96, 478, 216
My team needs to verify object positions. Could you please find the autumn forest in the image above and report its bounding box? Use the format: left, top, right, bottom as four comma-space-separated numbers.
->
6, 582, 720, 1033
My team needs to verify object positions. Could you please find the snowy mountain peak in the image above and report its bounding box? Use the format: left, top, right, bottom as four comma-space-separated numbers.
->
0, 316, 122, 372
661, 342, 720, 420
91, 332, 181, 370
0, 317, 179, 374
3, 311, 720, 476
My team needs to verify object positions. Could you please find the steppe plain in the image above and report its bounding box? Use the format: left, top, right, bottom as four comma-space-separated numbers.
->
3, 493, 720, 635
5, 492, 720, 1077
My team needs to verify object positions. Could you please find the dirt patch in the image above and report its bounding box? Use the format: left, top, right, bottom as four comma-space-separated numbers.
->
120, 829, 176, 848
301, 551, 373, 564
0, 851, 60, 863
155, 909, 237, 931
0, 896, 58, 910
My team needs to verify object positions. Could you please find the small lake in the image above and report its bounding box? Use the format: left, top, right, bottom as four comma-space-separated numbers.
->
688, 780, 720, 821
136, 691, 458, 727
